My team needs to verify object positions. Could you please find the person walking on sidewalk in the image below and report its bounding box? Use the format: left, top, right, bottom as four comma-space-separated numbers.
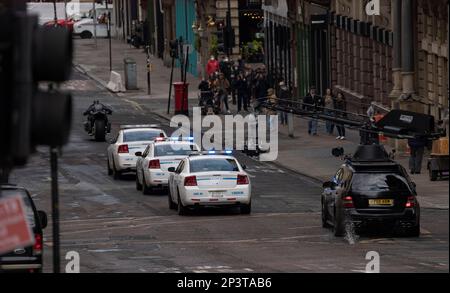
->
254, 70, 269, 109
206, 56, 219, 77
235, 73, 249, 112
266, 88, 278, 131
214, 73, 231, 114
303, 86, 323, 136
278, 81, 290, 125
324, 88, 335, 135
334, 92, 347, 140
408, 137, 428, 174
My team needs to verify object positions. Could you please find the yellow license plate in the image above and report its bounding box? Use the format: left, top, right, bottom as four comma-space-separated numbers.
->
368, 199, 394, 206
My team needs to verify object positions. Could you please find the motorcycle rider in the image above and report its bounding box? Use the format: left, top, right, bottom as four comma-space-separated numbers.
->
83, 100, 113, 134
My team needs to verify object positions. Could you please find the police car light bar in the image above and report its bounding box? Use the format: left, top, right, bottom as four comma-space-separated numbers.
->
120, 124, 161, 130
168, 137, 194, 141
207, 150, 233, 155
188, 151, 233, 157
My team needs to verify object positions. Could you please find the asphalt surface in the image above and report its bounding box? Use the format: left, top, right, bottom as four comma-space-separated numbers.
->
8, 72, 449, 273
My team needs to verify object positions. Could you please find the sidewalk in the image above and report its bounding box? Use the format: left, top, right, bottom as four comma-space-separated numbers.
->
73, 38, 448, 210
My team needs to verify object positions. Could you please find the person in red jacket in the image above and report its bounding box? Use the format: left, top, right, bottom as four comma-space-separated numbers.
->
206, 56, 219, 77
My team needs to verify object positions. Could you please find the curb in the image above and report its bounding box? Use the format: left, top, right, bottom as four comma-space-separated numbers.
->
73, 63, 109, 89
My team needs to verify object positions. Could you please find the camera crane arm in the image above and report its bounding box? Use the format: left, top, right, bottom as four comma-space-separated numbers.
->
258, 97, 446, 145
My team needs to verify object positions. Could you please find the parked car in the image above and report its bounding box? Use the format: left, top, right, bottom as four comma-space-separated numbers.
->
43, 18, 75, 32
73, 8, 113, 39
0, 185, 48, 273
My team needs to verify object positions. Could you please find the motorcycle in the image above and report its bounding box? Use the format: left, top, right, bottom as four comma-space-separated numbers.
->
83, 104, 112, 142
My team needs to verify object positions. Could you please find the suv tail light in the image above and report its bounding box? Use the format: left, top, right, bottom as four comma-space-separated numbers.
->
118, 144, 129, 153
343, 196, 354, 208
184, 176, 197, 186
237, 175, 249, 185
148, 159, 161, 169
33, 233, 43, 255
405, 196, 415, 208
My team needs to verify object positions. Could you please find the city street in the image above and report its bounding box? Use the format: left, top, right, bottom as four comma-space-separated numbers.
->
8, 71, 449, 273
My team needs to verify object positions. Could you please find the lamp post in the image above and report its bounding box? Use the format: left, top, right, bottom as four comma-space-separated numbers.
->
106, 0, 112, 72
226, 0, 232, 57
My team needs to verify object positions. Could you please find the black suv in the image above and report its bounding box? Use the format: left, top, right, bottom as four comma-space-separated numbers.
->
0, 185, 48, 273
321, 145, 420, 237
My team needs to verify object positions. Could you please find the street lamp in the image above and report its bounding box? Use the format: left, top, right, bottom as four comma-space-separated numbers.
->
226, 0, 232, 57
105, 0, 112, 72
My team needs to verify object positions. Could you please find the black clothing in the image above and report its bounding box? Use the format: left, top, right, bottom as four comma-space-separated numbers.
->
302, 93, 324, 112
84, 103, 112, 116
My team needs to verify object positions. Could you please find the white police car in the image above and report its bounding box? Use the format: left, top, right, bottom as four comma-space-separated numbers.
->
107, 125, 167, 179
135, 137, 200, 195
168, 151, 252, 215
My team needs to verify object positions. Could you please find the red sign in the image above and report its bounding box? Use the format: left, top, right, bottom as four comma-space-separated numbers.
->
0, 196, 35, 255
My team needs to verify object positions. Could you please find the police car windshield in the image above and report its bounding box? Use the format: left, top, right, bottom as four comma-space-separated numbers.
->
0, 189, 36, 228
190, 158, 239, 173
123, 130, 162, 142
351, 173, 411, 192
155, 144, 198, 157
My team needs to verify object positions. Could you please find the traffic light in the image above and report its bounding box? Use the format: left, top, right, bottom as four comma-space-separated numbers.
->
0, 4, 73, 168
169, 39, 179, 59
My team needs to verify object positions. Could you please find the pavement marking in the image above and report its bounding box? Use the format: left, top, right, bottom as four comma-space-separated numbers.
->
123, 99, 144, 113
288, 226, 322, 230
88, 249, 125, 253
58, 234, 330, 247
60, 212, 323, 236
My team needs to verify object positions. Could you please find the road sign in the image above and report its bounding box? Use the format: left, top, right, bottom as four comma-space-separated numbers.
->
0, 196, 35, 255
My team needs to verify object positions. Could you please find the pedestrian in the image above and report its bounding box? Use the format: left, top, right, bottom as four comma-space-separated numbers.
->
244, 66, 254, 108
278, 81, 289, 125
302, 86, 323, 135
230, 62, 240, 105
266, 88, 278, 130
367, 102, 376, 122
254, 69, 269, 105
408, 137, 428, 174
235, 74, 248, 112
214, 73, 231, 114
206, 56, 219, 77
334, 92, 347, 140
324, 88, 335, 135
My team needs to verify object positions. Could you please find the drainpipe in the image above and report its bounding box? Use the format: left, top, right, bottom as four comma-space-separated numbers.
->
401, 0, 415, 97
390, 0, 402, 100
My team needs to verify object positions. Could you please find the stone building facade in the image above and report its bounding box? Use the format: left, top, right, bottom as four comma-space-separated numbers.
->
329, 0, 448, 118
330, 0, 394, 112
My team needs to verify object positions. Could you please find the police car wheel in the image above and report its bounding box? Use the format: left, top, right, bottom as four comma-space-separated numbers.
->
168, 190, 177, 210
107, 159, 113, 176
136, 173, 143, 191
177, 192, 187, 216
240, 202, 251, 215
112, 161, 121, 180
142, 180, 152, 195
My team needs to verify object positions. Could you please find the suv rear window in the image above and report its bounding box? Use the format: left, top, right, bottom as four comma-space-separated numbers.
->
190, 158, 239, 173
351, 173, 411, 192
0, 189, 36, 228
123, 130, 163, 142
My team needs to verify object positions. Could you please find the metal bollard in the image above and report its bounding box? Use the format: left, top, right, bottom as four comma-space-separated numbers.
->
288, 112, 294, 138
